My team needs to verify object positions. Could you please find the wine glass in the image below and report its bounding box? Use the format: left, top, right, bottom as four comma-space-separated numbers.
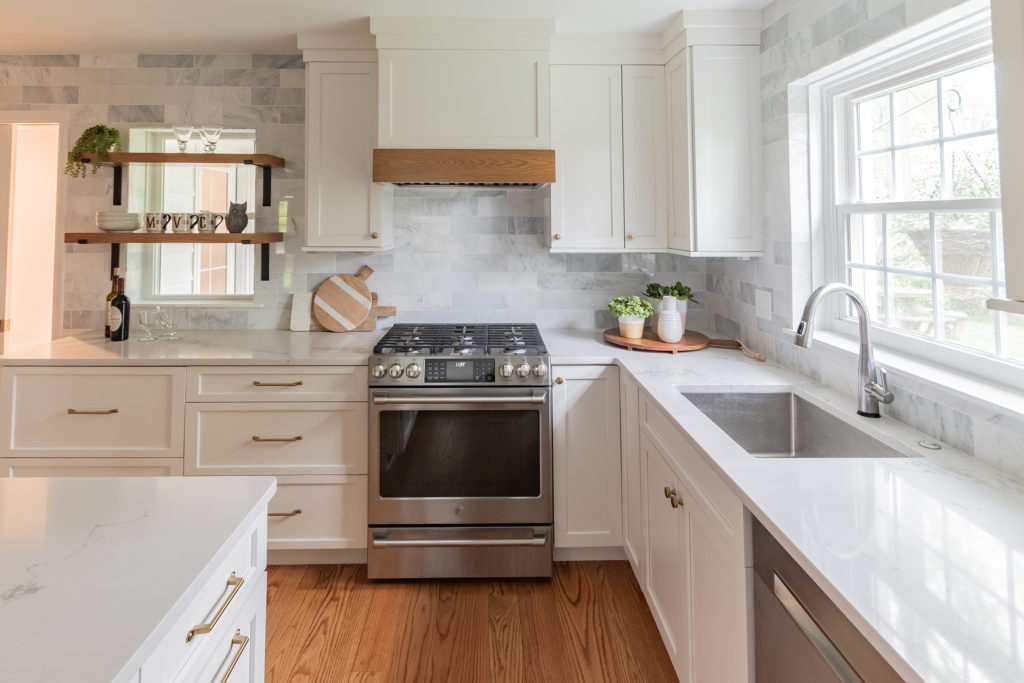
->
199, 125, 222, 153
157, 307, 181, 343
172, 124, 193, 152
137, 310, 157, 342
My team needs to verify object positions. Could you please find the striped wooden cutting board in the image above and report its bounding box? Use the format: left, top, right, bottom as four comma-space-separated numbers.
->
312, 266, 374, 332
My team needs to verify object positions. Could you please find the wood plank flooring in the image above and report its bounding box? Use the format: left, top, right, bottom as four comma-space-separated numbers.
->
266, 561, 677, 682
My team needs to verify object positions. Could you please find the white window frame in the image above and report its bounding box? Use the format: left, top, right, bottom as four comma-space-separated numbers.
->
810, 10, 1024, 388
127, 129, 257, 305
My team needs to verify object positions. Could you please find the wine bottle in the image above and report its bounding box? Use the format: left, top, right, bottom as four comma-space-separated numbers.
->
104, 267, 119, 338
110, 278, 130, 342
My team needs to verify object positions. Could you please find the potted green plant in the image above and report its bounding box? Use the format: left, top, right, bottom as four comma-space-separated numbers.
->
65, 125, 122, 178
608, 296, 654, 339
646, 282, 699, 342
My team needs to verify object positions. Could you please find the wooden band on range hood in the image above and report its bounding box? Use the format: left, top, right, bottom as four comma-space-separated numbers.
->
372, 148, 555, 184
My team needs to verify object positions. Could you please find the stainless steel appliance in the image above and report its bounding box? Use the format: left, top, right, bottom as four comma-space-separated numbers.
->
753, 518, 902, 682
367, 324, 552, 579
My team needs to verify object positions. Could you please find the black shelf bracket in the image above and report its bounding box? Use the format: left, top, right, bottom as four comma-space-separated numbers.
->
238, 239, 271, 281
112, 165, 123, 205
244, 160, 273, 207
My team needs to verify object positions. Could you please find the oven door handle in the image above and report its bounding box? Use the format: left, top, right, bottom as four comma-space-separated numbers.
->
372, 532, 549, 548
372, 392, 547, 405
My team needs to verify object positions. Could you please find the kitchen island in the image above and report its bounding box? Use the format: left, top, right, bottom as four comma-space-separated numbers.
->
0, 475, 276, 682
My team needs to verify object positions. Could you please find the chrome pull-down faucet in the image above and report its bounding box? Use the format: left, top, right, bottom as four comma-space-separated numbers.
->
794, 283, 895, 418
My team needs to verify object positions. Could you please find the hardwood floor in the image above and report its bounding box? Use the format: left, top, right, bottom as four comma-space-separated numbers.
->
266, 561, 677, 682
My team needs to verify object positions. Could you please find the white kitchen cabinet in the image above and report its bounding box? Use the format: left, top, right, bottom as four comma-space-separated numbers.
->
622, 65, 669, 251
551, 365, 622, 548
187, 365, 367, 403
0, 457, 182, 477
267, 475, 367, 550
377, 49, 550, 149
305, 61, 393, 251
549, 65, 624, 251
643, 429, 692, 678
180, 573, 266, 683
620, 371, 644, 583
666, 45, 762, 256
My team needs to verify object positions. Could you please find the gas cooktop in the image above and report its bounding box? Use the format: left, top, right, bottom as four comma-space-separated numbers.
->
369, 323, 550, 386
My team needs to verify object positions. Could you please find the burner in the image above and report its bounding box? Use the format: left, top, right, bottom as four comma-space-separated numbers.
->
373, 323, 546, 355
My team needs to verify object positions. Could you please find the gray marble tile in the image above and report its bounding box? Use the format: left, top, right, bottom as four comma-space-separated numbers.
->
451, 217, 511, 234
24, 54, 79, 67
452, 291, 509, 309
21, 85, 77, 103
138, 54, 194, 68
253, 54, 303, 70
107, 104, 164, 123
567, 254, 623, 272
224, 69, 281, 87
838, 4, 907, 54
280, 106, 304, 124
761, 14, 789, 53
195, 54, 252, 69
0, 56, 23, 65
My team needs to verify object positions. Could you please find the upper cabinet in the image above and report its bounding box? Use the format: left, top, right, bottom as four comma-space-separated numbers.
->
305, 60, 394, 252
667, 46, 761, 256
377, 50, 550, 149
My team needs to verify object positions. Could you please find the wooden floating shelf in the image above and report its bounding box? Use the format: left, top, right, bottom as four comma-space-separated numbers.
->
76, 153, 286, 207
65, 232, 283, 281
75, 152, 285, 167
373, 148, 555, 184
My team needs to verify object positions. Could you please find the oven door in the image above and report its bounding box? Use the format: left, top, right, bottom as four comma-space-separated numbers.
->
369, 387, 552, 526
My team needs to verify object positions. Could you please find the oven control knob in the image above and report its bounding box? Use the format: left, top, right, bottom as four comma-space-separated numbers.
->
388, 363, 404, 378
498, 362, 514, 378
405, 363, 421, 379
371, 364, 387, 378
532, 362, 548, 378
516, 362, 531, 378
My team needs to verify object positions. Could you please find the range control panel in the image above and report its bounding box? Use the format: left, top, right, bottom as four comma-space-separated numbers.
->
368, 355, 550, 387
424, 359, 495, 383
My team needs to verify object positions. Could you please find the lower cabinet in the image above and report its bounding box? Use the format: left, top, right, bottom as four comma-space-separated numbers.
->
0, 457, 183, 477
551, 364, 622, 548
267, 475, 367, 550
620, 371, 645, 583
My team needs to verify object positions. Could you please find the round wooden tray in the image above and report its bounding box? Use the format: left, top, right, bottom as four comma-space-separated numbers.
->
603, 328, 744, 354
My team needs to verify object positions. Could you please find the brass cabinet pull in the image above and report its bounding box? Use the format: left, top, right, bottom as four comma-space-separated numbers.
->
268, 508, 302, 517
186, 572, 244, 642
67, 408, 118, 415
219, 630, 250, 683
252, 380, 303, 387
664, 486, 683, 508
251, 435, 303, 442
553, 233, 562, 240
555, 377, 564, 385
664, 486, 674, 499
371, 231, 380, 239
627, 233, 636, 240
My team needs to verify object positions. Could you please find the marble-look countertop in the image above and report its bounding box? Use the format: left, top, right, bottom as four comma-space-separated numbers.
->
0, 329, 380, 366
0, 476, 276, 683
3, 327, 1023, 680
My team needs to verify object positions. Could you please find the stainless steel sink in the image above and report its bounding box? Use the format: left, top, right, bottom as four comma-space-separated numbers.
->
680, 391, 911, 459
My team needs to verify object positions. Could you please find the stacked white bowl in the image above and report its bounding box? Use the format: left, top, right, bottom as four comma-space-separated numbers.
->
96, 211, 140, 232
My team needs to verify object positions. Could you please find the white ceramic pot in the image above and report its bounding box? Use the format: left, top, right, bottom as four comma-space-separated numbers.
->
617, 314, 646, 339
650, 298, 664, 331
657, 296, 684, 343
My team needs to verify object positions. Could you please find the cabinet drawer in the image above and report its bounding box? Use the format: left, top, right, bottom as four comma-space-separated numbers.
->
186, 402, 368, 476
174, 572, 266, 683
267, 475, 367, 550
641, 392, 744, 555
0, 367, 184, 458
142, 516, 265, 683
186, 366, 366, 402
0, 457, 183, 477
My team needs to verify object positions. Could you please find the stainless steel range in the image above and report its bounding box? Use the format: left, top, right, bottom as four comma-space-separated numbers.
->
367, 323, 552, 579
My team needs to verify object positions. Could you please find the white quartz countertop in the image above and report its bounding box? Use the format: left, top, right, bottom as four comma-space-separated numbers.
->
0, 476, 276, 683
0, 329, 380, 365
3, 327, 1023, 680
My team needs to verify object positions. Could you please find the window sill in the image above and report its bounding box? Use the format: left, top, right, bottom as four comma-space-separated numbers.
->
811, 329, 1024, 420
132, 300, 262, 309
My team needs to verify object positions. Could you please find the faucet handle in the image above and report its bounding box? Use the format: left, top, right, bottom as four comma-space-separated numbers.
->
866, 366, 895, 405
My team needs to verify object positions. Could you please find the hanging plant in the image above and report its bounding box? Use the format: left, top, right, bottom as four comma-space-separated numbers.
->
65, 125, 122, 178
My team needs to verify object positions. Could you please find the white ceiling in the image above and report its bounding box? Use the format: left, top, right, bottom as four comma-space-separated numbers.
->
0, 0, 772, 54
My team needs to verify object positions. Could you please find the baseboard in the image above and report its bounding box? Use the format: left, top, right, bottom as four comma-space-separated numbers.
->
554, 546, 627, 561
269, 548, 368, 565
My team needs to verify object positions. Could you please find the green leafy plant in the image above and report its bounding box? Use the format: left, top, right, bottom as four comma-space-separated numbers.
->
645, 281, 699, 304
608, 296, 654, 319
65, 125, 121, 178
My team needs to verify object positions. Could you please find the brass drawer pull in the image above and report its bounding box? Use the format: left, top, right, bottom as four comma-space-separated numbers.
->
219, 630, 250, 683
252, 380, 303, 387
251, 435, 303, 443
664, 486, 683, 509
67, 408, 119, 415
268, 508, 302, 518
371, 231, 380, 239
186, 572, 244, 642
555, 377, 564, 385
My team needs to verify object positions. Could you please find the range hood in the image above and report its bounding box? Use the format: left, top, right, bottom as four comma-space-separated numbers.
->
372, 148, 555, 187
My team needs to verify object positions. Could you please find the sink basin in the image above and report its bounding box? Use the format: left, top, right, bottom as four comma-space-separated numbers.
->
680, 391, 911, 459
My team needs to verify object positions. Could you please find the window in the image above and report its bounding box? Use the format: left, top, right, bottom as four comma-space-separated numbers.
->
126, 129, 257, 302
820, 12, 1024, 382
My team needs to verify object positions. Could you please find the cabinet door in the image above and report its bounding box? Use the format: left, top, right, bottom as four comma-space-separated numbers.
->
549, 65, 625, 250
0, 457, 182, 477
623, 65, 668, 251
267, 475, 367, 550
690, 45, 762, 255
666, 49, 694, 253
620, 372, 644, 583
306, 61, 392, 251
643, 431, 691, 678
552, 365, 622, 548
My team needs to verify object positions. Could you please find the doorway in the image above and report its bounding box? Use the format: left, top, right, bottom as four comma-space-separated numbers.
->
0, 116, 65, 353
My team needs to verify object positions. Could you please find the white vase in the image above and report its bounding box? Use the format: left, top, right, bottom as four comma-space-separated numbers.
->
650, 298, 664, 330
657, 296, 684, 343
617, 314, 646, 339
